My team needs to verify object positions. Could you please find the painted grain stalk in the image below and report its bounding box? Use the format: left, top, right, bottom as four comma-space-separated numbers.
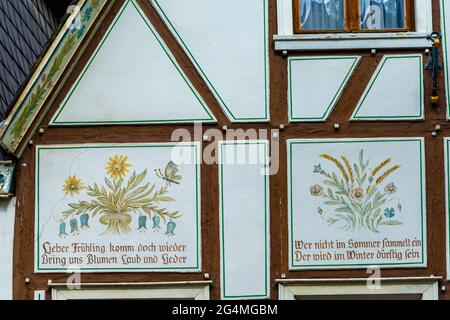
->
311, 150, 402, 233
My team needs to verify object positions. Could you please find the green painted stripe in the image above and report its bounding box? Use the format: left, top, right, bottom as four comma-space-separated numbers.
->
38, 267, 200, 271
447, 139, 450, 277
52, 119, 216, 125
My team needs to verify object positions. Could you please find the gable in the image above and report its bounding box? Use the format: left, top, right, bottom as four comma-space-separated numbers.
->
50, 0, 216, 125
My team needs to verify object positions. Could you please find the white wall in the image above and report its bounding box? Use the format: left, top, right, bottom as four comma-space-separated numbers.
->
0, 198, 15, 300
153, 0, 270, 122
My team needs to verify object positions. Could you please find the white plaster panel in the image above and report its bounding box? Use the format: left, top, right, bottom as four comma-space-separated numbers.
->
351, 55, 423, 121
289, 56, 360, 122
152, 0, 269, 122
51, 0, 216, 125
219, 141, 270, 299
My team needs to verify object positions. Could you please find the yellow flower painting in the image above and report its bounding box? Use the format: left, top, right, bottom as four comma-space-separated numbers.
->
106, 155, 132, 180
63, 176, 85, 196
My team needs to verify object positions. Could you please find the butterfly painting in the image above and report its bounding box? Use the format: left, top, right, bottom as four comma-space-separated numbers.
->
155, 161, 182, 186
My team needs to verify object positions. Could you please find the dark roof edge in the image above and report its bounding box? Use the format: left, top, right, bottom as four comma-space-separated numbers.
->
4, 0, 78, 120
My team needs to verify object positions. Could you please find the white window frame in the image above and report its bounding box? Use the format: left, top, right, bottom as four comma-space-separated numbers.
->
50, 281, 211, 300
275, 0, 433, 51
278, 277, 440, 300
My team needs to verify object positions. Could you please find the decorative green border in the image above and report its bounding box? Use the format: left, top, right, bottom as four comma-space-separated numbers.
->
219, 141, 270, 299
441, 0, 450, 120
288, 56, 360, 122
444, 138, 450, 280
287, 138, 427, 270
35, 142, 202, 273
351, 55, 424, 121
50, 0, 216, 125
0, 0, 107, 154
152, 0, 270, 123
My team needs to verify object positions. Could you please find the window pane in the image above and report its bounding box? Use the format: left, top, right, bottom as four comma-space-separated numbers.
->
300, 0, 345, 31
360, 0, 405, 30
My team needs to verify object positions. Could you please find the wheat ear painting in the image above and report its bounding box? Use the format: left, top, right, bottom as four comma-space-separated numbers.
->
310, 150, 402, 233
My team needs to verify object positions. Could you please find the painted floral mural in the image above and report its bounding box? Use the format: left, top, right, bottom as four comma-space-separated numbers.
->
310, 150, 402, 233
58, 155, 182, 236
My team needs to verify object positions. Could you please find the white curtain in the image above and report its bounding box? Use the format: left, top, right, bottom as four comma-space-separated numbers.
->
300, 0, 405, 31
300, 0, 345, 30
360, 0, 405, 29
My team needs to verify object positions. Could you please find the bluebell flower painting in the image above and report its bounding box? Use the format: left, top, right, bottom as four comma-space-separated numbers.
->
313, 164, 322, 174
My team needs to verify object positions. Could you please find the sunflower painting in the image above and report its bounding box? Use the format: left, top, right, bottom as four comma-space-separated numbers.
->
59, 155, 182, 236
63, 176, 85, 196
105, 155, 132, 180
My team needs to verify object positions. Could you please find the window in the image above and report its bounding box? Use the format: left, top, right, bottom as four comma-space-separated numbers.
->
276, 0, 432, 51
278, 278, 440, 300
293, 0, 414, 33
50, 282, 211, 300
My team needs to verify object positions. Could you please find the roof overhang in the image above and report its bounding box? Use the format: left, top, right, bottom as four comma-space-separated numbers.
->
0, 0, 113, 158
